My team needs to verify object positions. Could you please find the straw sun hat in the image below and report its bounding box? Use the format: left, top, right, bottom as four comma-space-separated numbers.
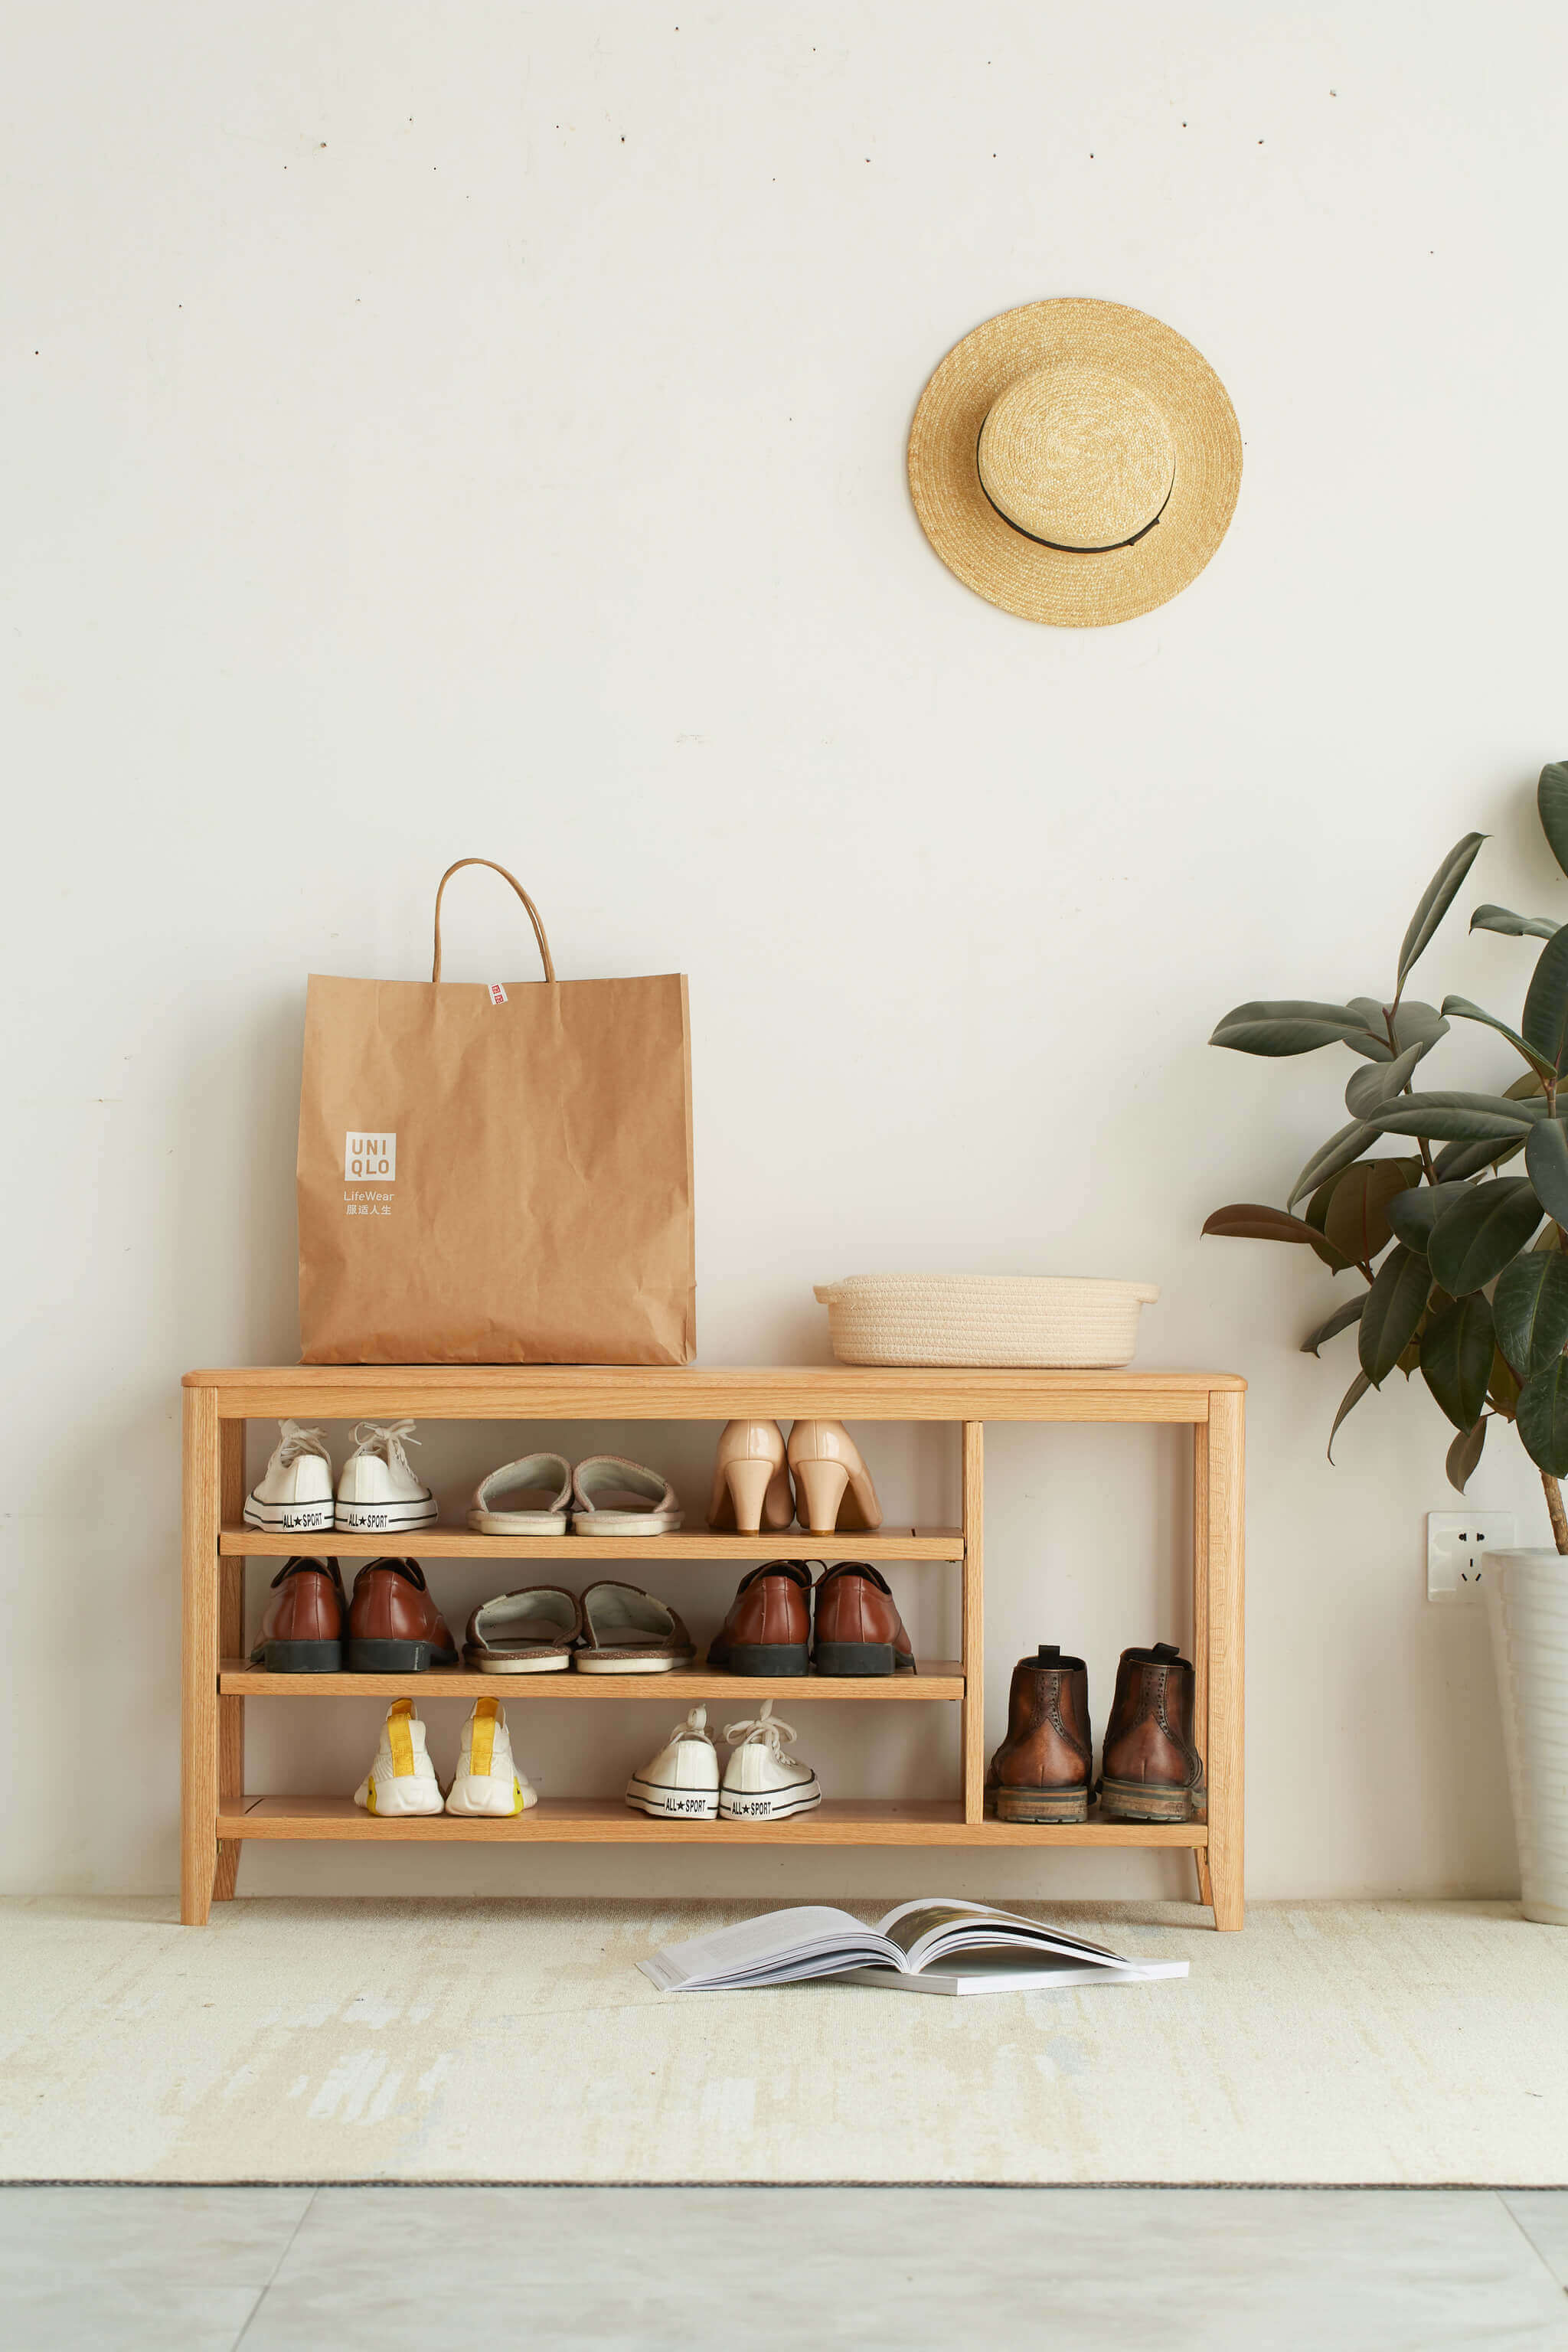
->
907, 298, 1242, 627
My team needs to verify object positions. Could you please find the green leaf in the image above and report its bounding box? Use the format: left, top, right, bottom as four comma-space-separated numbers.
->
1492, 1249, 1568, 1380
1525, 1118, 1568, 1227
1358, 1245, 1432, 1386
1432, 1134, 1526, 1181
1363, 1091, 1545, 1143
1432, 1074, 1544, 1179
1202, 1204, 1353, 1267
1344, 1039, 1436, 1117
1522, 923, 1568, 1076
1420, 1292, 1496, 1432
1518, 1357, 1568, 1475
1318, 1159, 1422, 1268
1286, 1119, 1380, 1211
1471, 904, 1558, 942
1344, 998, 1450, 1062
1302, 1296, 1366, 1354
1210, 1001, 1383, 1057
1446, 1419, 1488, 1494
1397, 833, 1487, 991
1490, 1348, 1521, 1417
1439, 995, 1553, 1078
1327, 1368, 1372, 1462
1385, 1180, 1472, 1254
1427, 1178, 1542, 1296
1539, 762, 1568, 883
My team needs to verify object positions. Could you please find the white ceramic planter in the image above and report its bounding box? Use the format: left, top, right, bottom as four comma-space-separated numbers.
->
1486, 1547, 1568, 1926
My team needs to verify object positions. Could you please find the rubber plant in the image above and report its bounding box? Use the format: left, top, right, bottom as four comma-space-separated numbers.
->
1203, 761, 1568, 1557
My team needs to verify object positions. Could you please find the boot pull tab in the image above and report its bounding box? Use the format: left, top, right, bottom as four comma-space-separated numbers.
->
1034, 1645, 1061, 1664
1152, 1642, 1180, 1661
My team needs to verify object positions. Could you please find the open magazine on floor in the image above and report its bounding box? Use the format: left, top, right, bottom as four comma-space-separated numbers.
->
638, 1899, 1190, 1998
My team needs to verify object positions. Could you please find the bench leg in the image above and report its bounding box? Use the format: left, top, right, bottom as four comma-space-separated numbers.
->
1202, 1391, 1246, 1930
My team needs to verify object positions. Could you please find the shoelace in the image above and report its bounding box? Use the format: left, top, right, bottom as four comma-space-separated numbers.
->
723, 1700, 798, 1762
275, 1420, 330, 1466
348, 1419, 420, 1461
665, 1707, 713, 1746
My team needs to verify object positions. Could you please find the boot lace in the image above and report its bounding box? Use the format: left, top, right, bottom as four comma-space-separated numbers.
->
723, 1700, 798, 1762
275, 1420, 330, 1465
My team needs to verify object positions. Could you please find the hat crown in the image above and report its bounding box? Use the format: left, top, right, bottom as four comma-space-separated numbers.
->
976, 360, 1175, 551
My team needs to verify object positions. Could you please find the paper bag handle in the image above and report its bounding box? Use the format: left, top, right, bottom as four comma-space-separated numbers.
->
432, 858, 557, 983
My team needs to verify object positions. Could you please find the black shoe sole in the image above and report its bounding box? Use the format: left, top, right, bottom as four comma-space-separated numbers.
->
345, 1639, 458, 1672
250, 1640, 342, 1673
812, 1642, 916, 1677
709, 1642, 811, 1676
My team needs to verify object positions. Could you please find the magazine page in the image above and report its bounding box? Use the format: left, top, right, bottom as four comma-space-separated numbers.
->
874, 1897, 1127, 1971
638, 1906, 893, 1992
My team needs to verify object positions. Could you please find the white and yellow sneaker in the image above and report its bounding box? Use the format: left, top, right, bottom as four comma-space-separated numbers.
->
353, 1698, 444, 1816
446, 1697, 536, 1816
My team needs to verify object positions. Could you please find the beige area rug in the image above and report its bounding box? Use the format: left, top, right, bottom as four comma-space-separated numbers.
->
3, 1896, 1566, 2185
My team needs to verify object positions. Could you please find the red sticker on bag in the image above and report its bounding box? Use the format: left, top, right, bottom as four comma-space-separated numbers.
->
488, 982, 508, 1004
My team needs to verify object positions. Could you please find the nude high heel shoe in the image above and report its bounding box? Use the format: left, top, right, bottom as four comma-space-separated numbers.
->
786, 1421, 883, 1536
708, 1419, 795, 1534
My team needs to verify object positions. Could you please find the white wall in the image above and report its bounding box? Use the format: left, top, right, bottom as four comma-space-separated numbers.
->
7, 0, 1566, 1904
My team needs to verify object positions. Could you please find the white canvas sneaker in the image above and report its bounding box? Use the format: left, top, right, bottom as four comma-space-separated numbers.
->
335, 1420, 439, 1534
243, 1421, 335, 1534
353, 1699, 444, 1816
446, 1697, 537, 1816
626, 1707, 720, 1819
719, 1702, 822, 1822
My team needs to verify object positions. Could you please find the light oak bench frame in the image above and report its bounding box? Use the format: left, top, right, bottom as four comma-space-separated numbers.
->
181, 1365, 1245, 1928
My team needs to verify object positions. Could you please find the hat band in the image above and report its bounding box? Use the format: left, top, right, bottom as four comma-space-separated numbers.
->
975, 433, 1174, 553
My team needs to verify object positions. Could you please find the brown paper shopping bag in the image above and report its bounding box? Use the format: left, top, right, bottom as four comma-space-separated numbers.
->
297, 860, 695, 1364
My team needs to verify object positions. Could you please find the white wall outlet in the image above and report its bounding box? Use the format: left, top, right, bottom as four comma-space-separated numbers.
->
1426, 1509, 1515, 1604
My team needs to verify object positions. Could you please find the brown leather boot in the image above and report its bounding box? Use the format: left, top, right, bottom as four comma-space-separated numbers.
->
986, 1646, 1091, 1823
1098, 1642, 1205, 1821
707, 1560, 815, 1675
811, 1562, 915, 1676
347, 1558, 458, 1672
250, 1556, 345, 1672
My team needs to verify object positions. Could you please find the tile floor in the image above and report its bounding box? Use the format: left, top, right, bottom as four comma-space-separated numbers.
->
3, 2186, 1567, 2349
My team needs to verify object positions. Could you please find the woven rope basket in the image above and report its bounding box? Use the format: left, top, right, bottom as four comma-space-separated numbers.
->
813, 1275, 1160, 1370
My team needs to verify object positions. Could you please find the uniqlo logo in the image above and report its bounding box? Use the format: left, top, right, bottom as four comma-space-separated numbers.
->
345, 1132, 396, 1181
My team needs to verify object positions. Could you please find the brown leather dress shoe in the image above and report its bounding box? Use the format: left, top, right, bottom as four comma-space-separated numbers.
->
707, 1560, 815, 1676
347, 1557, 458, 1673
811, 1561, 915, 1677
986, 1645, 1091, 1824
250, 1556, 345, 1673
1098, 1642, 1205, 1821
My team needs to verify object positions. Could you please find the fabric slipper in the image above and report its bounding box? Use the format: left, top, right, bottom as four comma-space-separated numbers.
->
570, 1456, 683, 1535
463, 1586, 582, 1674
468, 1452, 573, 1535
576, 1580, 695, 1674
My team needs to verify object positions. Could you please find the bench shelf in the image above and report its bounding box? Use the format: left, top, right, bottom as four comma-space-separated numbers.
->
181, 1364, 1244, 1926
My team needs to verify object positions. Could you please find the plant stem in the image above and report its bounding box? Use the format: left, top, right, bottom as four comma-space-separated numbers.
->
1381, 1002, 1437, 1183
1544, 1472, 1568, 1556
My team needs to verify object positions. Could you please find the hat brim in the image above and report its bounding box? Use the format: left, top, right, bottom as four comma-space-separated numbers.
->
907, 299, 1242, 628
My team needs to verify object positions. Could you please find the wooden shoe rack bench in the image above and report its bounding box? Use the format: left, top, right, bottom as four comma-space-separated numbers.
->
181, 1365, 1245, 1929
